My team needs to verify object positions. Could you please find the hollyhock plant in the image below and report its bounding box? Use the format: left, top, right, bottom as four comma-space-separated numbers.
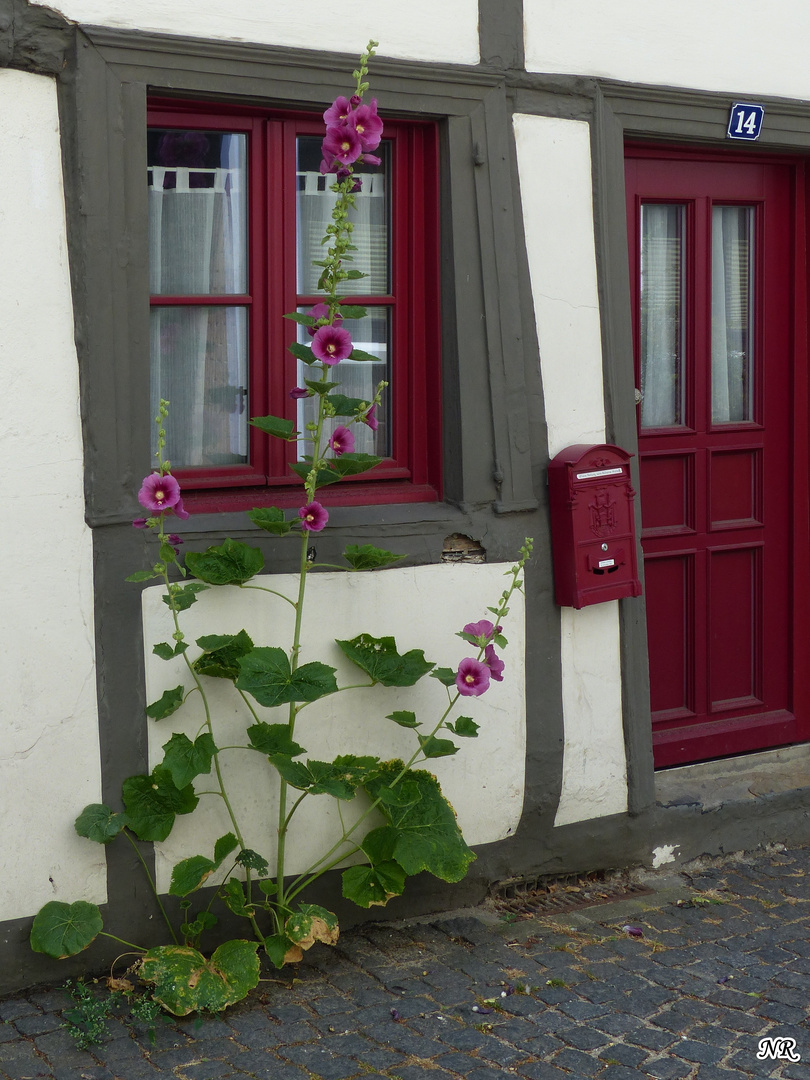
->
138, 472, 181, 512
456, 657, 491, 697
312, 324, 353, 365
299, 501, 329, 532
328, 426, 355, 456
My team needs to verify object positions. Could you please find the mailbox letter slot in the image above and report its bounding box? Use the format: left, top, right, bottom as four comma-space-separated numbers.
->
548, 444, 642, 609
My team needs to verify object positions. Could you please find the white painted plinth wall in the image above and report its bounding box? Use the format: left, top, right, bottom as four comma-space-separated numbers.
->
513, 113, 628, 825
0, 70, 104, 922
142, 563, 525, 894
30, 0, 480, 65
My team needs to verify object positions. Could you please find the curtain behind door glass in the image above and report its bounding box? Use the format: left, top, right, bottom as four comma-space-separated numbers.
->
640, 204, 685, 428
712, 205, 754, 424
148, 130, 248, 466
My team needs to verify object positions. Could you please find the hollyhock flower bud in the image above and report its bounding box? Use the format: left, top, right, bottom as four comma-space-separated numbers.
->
484, 644, 505, 682
360, 153, 382, 167
138, 473, 181, 512
350, 94, 362, 108
299, 501, 329, 532
312, 324, 353, 366
167, 534, 183, 546
290, 386, 311, 399
361, 403, 378, 431
456, 658, 491, 697
132, 518, 148, 529
328, 426, 355, 456
306, 302, 342, 337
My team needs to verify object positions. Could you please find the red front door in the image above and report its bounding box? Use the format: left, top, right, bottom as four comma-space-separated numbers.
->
626, 146, 810, 767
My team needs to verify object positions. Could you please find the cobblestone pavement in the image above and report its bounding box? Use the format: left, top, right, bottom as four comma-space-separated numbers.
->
2, 844, 809, 1080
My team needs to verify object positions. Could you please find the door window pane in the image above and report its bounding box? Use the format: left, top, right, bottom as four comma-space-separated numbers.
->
296, 308, 391, 459
296, 137, 390, 296
640, 204, 686, 428
712, 205, 754, 423
151, 306, 248, 467
148, 130, 248, 296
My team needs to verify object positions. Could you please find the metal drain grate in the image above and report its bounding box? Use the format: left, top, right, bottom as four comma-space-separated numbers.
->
489, 870, 653, 918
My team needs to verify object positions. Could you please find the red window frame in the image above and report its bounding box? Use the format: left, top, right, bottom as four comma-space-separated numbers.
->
147, 98, 442, 513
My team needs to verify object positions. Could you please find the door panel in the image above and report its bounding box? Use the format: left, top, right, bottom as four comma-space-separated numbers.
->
626, 147, 807, 767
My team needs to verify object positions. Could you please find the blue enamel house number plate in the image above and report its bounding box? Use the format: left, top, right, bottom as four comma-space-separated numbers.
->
727, 102, 765, 141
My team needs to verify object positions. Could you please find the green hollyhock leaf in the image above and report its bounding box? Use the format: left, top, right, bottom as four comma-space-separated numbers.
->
247, 507, 293, 535
122, 766, 199, 842
286, 341, 317, 365
169, 855, 217, 897
342, 861, 407, 908
146, 685, 185, 721
180, 910, 217, 941
303, 378, 340, 395
126, 569, 162, 582
336, 634, 434, 687
386, 711, 420, 729
160, 732, 217, 789
344, 269, 366, 279
193, 630, 254, 680
30, 901, 103, 959
306, 756, 380, 800
162, 582, 210, 612
328, 452, 382, 478
343, 544, 407, 571
258, 879, 278, 896
364, 763, 475, 882
222, 879, 251, 918
448, 717, 479, 738
247, 722, 305, 758
282, 311, 316, 326
328, 393, 367, 416
153, 641, 189, 660
335, 304, 367, 319
430, 667, 458, 687
268, 754, 314, 789
288, 461, 344, 487
185, 539, 264, 586
285, 905, 339, 949
235, 849, 269, 875
348, 348, 381, 362
236, 647, 338, 707
139, 940, 260, 1016
417, 734, 459, 759
263, 933, 300, 969
249, 414, 296, 440
214, 832, 239, 864
74, 803, 128, 844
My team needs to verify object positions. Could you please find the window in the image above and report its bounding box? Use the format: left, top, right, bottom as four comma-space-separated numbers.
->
147, 100, 441, 512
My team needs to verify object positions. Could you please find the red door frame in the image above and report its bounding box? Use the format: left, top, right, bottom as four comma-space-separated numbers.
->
626, 142, 810, 767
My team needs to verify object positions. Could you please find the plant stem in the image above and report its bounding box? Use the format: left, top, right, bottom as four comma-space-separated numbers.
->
98, 931, 147, 951
123, 830, 178, 944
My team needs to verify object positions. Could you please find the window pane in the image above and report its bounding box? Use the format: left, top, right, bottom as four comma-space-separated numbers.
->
712, 205, 754, 424
640, 204, 685, 428
148, 130, 247, 295
296, 136, 390, 295
151, 306, 248, 467
296, 309, 391, 459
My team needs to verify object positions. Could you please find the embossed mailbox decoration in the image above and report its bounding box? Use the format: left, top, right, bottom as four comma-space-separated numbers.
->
548, 444, 643, 609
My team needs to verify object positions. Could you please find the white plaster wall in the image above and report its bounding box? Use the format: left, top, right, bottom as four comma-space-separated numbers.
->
513, 113, 628, 826
30, 0, 480, 66
142, 563, 525, 893
0, 70, 105, 921
525, 0, 810, 100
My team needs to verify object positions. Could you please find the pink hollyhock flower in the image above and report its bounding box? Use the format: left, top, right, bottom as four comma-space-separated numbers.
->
306, 302, 342, 337
361, 403, 378, 431
173, 498, 190, 521
348, 103, 383, 152
321, 124, 363, 168
138, 473, 181, 512
456, 658, 491, 697
484, 644, 505, 682
299, 501, 329, 532
328, 426, 355, 456
464, 619, 497, 642
312, 324, 353, 366
323, 96, 353, 126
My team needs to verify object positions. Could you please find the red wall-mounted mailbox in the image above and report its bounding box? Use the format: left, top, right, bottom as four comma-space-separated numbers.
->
548, 443, 643, 609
